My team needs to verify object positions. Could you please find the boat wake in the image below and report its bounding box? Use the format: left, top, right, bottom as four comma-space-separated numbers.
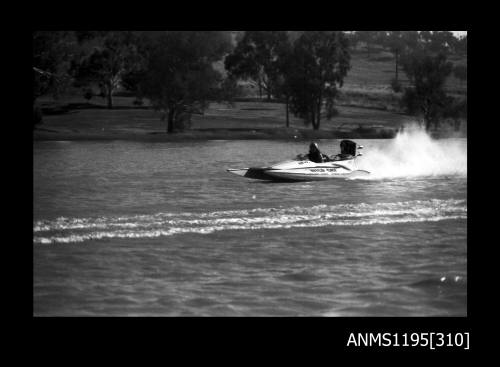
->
34, 198, 467, 244
356, 125, 467, 179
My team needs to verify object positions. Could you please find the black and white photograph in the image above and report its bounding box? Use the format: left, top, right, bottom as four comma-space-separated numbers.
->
33, 30, 467, 319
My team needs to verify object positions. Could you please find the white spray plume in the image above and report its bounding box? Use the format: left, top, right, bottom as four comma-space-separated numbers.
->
357, 124, 467, 179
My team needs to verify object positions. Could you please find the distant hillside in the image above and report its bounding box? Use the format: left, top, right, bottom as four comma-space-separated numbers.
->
217, 46, 467, 99
343, 49, 467, 95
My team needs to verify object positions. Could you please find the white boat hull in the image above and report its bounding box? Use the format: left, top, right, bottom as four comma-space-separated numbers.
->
264, 168, 370, 181
227, 160, 370, 181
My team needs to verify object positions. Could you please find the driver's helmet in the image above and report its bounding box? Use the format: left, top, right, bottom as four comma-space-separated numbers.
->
309, 142, 319, 153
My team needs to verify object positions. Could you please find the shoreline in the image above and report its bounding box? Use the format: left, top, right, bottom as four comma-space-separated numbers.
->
33, 128, 395, 142
33, 127, 465, 142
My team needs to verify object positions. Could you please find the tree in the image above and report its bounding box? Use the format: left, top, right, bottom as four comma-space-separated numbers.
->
453, 64, 467, 85
120, 68, 147, 99
33, 31, 78, 128
273, 35, 295, 127
83, 88, 93, 104
33, 31, 77, 100
351, 31, 382, 56
384, 31, 418, 81
225, 31, 289, 100
417, 31, 457, 55
455, 35, 467, 56
442, 96, 467, 131
372, 31, 421, 89
384, 31, 404, 83
430, 31, 457, 55
287, 31, 350, 130
139, 31, 233, 133
401, 51, 453, 130
75, 31, 143, 109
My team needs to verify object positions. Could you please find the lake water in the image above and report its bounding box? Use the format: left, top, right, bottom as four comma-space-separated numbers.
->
33, 129, 467, 316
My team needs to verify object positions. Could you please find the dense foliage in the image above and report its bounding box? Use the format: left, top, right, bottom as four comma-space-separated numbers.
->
225, 31, 289, 101
138, 31, 233, 132
225, 31, 350, 130
33, 31, 78, 101
401, 52, 454, 130
286, 31, 350, 130
74, 31, 143, 109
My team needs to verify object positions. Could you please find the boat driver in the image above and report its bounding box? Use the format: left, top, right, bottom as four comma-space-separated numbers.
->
307, 142, 328, 163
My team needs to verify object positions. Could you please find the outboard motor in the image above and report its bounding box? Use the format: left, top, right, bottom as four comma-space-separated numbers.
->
340, 140, 357, 157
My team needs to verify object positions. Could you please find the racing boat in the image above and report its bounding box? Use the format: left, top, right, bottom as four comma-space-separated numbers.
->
227, 140, 370, 181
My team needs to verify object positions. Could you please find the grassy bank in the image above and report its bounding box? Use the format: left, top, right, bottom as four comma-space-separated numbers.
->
34, 95, 414, 141
34, 97, 465, 141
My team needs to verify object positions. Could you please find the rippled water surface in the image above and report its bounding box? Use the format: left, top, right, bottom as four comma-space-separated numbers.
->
33, 135, 467, 316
